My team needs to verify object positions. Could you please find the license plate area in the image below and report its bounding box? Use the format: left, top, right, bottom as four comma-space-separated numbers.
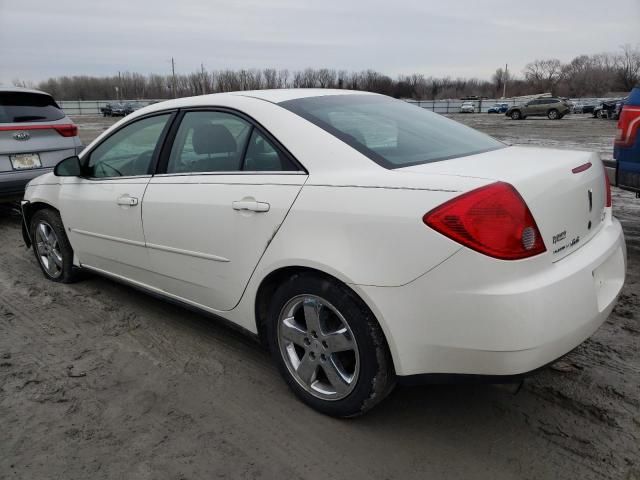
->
10, 153, 42, 170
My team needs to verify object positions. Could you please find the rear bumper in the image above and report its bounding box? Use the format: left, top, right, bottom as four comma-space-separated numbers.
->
0, 168, 53, 199
356, 215, 626, 377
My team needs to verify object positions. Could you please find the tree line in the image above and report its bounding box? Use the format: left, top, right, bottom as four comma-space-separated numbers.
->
14, 45, 639, 101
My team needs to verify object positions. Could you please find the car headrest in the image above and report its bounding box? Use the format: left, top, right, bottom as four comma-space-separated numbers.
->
192, 123, 237, 155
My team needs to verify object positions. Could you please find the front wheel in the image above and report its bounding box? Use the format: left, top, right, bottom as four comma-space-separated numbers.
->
267, 273, 395, 417
510, 110, 521, 120
548, 109, 559, 120
30, 209, 79, 283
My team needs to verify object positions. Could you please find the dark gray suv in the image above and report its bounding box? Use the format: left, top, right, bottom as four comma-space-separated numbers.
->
505, 98, 571, 120
1, 87, 82, 201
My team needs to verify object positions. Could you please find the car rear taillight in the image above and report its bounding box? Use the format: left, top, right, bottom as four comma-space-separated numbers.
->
423, 182, 546, 260
54, 124, 78, 137
604, 165, 612, 208
615, 106, 640, 148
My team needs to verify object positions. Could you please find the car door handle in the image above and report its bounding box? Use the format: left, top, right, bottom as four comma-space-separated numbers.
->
117, 195, 138, 206
232, 200, 270, 212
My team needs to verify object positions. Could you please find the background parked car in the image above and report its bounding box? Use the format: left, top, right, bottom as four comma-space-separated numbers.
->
615, 87, 640, 194
459, 102, 475, 113
593, 98, 626, 119
0, 87, 82, 201
100, 102, 135, 117
488, 103, 509, 114
573, 102, 598, 114
505, 98, 570, 120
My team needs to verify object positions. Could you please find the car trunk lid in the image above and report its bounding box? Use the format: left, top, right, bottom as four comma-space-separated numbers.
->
400, 146, 608, 262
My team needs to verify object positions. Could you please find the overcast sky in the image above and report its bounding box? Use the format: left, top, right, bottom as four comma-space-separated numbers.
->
1, 0, 639, 85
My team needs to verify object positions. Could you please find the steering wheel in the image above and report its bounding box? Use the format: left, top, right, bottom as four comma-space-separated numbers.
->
97, 161, 123, 177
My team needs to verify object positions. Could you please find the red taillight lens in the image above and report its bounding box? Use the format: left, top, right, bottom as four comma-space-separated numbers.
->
54, 124, 78, 137
423, 182, 546, 260
604, 166, 612, 208
615, 106, 640, 148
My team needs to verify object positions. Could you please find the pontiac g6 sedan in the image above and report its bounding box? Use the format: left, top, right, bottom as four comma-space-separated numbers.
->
21, 89, 626, 417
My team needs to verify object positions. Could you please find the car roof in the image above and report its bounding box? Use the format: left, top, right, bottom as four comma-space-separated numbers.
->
0, 86, 53, 96
232, 88, 373, 103
135, 88, 377, 116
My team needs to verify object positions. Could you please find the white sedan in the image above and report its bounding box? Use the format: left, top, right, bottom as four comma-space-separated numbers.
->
459, 101, 475, 113
21, 89, 626, 417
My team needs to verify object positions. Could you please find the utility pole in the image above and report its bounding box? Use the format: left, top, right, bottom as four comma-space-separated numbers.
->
118, 71, 122, 101
201, 62, 206, 94
503, 63, 508, 98
171, 57, 177, 98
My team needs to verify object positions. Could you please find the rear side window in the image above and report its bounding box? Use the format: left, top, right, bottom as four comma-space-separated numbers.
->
243, 130, 298, 171
279, 95, 503, 169
167, 111, 252, 173
166, 110, 298, 173
0, 92, 65, 123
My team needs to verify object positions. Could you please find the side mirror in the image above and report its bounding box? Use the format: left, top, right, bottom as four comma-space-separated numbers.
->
54, 155, 83, 177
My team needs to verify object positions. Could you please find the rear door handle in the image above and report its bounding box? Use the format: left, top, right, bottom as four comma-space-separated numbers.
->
117, 195, 138, 206
232, 200, 270, 212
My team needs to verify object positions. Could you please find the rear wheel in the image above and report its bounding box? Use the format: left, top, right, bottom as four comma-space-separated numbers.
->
267, 273, 395, 417
510, 110, 522, 120
548, 109, 559, 120
30, 209, 79, 283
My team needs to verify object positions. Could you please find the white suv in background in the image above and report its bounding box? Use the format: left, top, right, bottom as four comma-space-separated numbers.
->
0, 87, 82, 201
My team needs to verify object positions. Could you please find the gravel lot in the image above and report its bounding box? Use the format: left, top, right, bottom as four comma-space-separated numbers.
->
1, 113, 638, 480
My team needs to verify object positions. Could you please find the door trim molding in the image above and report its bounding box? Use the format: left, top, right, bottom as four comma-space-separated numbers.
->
146, 242, 231, 262
71, 228, 231, 262
70, 228, 146, 247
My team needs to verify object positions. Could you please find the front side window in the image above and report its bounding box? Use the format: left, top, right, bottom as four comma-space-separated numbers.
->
86, 114, 170, 178
279, 95, 503, 169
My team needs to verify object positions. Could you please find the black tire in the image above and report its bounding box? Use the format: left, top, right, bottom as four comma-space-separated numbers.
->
266, 272, 395, 417
30, 209, 79, 283
510, 110, 521, 120
547, 109, 559, 120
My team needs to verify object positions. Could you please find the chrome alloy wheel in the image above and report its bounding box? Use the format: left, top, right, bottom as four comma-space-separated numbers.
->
277, 295, 360, 401
34, 221, 63, 279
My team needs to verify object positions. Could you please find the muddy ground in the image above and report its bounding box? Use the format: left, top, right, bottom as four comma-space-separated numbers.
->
0, 113, 638, 480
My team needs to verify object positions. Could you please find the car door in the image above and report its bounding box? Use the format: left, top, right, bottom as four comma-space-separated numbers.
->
521, 100, 536, 116
59, 112, 174, 282
142, 109, 307, 311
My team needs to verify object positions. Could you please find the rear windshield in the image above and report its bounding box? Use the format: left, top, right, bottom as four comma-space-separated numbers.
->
279, 95, 504, 168
0, 92, 65, 123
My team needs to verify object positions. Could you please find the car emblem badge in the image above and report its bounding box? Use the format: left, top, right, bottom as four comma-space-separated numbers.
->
13, 131, 30, 141
588, 189, 593, 212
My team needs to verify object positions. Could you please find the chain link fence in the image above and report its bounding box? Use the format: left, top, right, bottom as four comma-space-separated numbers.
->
59, 97, 602, 116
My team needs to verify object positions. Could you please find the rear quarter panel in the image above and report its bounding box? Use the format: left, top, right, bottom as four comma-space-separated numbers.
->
249, 184, 468, 288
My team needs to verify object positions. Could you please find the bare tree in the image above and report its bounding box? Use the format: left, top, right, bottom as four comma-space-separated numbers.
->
615, 44, 640, 91
523, 59, 563, 93
32, 47, 640, 102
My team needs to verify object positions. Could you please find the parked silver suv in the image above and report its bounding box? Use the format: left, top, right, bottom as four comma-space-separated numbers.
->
1, 87, 82, 201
